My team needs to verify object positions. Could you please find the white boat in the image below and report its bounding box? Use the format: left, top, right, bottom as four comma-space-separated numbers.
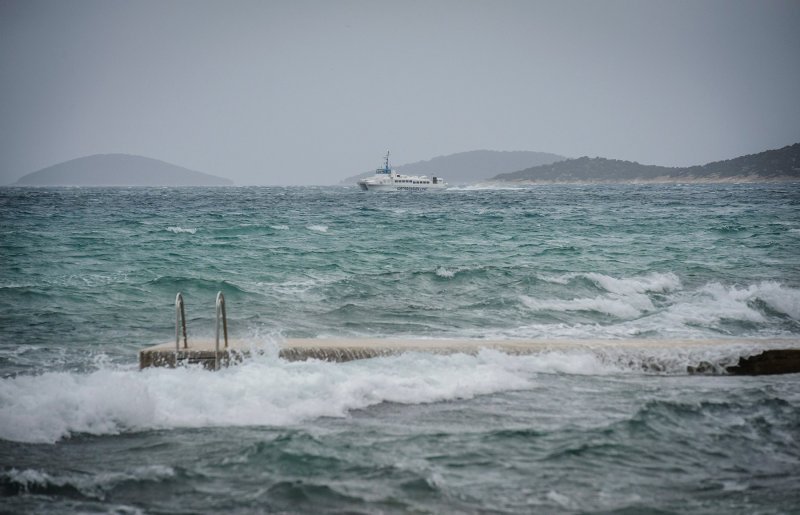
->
357, 152, 447, 191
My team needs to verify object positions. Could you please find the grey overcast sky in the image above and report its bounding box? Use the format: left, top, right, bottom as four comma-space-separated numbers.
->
1, 0, 799, 185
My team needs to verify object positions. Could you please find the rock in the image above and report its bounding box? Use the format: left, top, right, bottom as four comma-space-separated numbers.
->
726, 349, 800, 375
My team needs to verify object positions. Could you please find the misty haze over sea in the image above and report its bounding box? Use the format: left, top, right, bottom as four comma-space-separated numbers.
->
1, 1, 798, 185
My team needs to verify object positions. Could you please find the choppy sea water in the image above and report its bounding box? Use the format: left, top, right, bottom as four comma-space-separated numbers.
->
1, 184, 799, 513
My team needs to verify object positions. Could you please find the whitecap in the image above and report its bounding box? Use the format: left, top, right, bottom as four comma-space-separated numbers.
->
671, 282, 767, 324
521, 272, 684, 321
521, 295, 644, 319
451, 184, 527, 191
573, 280, 799, 337
536, 272, 682, 294
583, 272, 682, 295
435, 266, 456, 278
3, 465, 175, 499
748, 281, 800, 320
306, 224, 328, 233
166, 226, 197, 234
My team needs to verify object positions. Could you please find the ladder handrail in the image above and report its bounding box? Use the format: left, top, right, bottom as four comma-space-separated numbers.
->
215, 291, 229, 370
175, 292, 188, 351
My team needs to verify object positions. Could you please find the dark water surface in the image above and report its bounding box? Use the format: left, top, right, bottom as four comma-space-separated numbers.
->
1, 184, 799, 513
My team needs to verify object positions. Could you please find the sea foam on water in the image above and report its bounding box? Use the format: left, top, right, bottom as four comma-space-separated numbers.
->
0, 344, 776, 444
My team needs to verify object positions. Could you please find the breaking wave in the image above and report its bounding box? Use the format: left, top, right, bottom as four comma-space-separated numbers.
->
1, 465, 175, 500
435, 266, 457, 278
166, 226, 197, 234
520, 272, 799, 336
537, 272, 682, 293
0, 344, 780, 444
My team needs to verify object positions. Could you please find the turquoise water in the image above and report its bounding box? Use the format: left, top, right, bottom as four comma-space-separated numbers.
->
1, 184, 799, 513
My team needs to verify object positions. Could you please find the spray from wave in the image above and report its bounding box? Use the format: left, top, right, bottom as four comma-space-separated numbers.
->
0, 344, 777, 444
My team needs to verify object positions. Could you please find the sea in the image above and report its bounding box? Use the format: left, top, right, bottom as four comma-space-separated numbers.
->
1, 183, 799, 514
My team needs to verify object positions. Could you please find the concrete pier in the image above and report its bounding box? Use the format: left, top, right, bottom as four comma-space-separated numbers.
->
139, 337, 800, 375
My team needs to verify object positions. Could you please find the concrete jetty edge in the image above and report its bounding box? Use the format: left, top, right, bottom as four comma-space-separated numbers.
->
138, 337, 800, 375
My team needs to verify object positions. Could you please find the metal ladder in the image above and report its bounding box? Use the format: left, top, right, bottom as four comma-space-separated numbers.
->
174, 291, 229, 370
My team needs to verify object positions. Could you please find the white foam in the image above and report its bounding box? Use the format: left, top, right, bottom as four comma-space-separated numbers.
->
270, 224, 289, 230
63, 271, 129, 287
264, 273, 343, 297
307, 224, 328, 233
450, 184, 527, 191
3, 465, 174, 500
663, 282, 767, 325
0, 343, 773, 445
521, 273, 800, 335
435, 266, 456, 278
166, 226, 197, 234
537, 272, 682, 294
749, 281, 800, 320
521, 295, 643, 319
0, 349, 645, 444
520, 272, 681, 320
584, 272, 681, 295
628, 281, 796, 337
650, 281, 800, 331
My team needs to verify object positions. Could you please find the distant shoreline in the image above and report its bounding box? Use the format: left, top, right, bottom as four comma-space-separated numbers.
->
481, 175, 800, 186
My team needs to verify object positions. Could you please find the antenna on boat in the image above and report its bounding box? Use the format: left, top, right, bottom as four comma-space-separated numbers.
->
384, 150, 390, 172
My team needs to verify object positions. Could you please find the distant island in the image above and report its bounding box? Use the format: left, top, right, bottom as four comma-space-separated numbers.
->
489, 143, 800, 184
341, 150, 566, 185
12, 154, 233, 186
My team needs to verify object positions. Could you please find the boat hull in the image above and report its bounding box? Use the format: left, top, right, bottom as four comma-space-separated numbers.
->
357, 181, 447, 192
356, 151, 447, 191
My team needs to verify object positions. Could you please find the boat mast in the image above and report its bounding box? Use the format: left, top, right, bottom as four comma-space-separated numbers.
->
384, 150, 390, 173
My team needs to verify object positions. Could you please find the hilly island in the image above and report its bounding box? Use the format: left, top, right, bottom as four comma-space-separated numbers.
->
10, 144, 799, 187
489, 143, 800, 184
13, 154, 233, 186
